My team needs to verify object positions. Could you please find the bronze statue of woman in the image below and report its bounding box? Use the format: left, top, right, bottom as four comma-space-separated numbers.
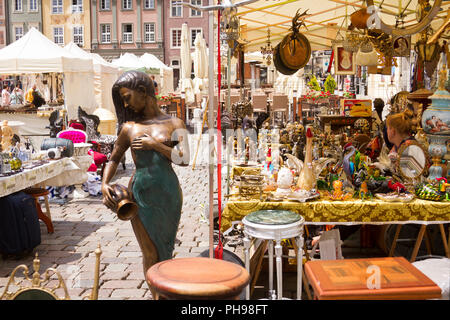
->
101, 70, 189, 279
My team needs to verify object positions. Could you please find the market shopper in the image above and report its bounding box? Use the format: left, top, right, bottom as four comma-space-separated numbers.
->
151, 75, 158, 95
102, 70, 189, 281
1, 84, 11, 107
25, 84, 36, 105
10, 84, 24, 105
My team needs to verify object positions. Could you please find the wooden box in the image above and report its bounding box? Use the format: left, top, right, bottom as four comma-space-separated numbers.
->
305, 257, 442, 300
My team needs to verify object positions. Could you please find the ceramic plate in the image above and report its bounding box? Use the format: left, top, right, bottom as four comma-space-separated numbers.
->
375, 193, 415, 202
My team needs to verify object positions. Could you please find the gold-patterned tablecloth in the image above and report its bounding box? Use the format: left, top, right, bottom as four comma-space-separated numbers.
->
221, 198, 450, 232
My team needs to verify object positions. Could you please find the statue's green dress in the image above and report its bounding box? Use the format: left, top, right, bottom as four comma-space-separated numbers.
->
131, 149, 182, 261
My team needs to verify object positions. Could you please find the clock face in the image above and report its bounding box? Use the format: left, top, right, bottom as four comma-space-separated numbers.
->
416, 2, 432, 22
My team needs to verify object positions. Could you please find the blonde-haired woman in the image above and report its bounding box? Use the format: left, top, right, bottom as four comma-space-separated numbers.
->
385, 108, 417, 162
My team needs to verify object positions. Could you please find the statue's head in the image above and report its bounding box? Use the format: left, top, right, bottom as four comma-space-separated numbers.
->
112, 70, 156, 133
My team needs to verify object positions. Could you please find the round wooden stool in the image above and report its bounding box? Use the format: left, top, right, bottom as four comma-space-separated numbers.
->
23, 188, 54, 234
242, 210, 305, 300
146, 257, 249, 300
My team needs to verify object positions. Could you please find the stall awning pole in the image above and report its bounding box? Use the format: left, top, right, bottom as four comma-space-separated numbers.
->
208, 1, 215, 259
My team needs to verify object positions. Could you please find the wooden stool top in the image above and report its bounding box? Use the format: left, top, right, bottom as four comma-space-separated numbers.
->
305, 257, 442, 300
146, 257, 249, 300
23, 188, 49, 197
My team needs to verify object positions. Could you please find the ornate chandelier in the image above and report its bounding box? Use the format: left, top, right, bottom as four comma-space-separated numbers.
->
261, 29, 274, 65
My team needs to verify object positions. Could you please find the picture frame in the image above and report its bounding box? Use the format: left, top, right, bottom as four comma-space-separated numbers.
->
392, 36, 411, 57
334, 45, 356, 75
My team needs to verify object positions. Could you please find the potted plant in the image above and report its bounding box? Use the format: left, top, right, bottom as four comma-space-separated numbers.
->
324, 75, 336, 94
307, 75, 321, 92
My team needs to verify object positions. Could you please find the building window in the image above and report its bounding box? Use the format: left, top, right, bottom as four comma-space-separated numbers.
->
14, 0, 23, 12
122, 24, 133, 43
73, 26, 83, 46
144, 0, 154, 9
100, 0, 110, 10
122, 0, 132, 10
190, 0, 202, 17
53, 27, 64, 45
171, 29, 181, 48
29, 0, 38, 11
100, 24, 111, 43
52, 0, 63, 14
171, 59, 179, 68
171, 1, 182, 17
144, 23, 155, 43
15, 26, 24, 41
72, 0, 83, 13
190, 28, 202, 47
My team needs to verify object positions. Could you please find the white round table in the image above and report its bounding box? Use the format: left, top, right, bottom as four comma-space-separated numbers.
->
242, 210, 305, 300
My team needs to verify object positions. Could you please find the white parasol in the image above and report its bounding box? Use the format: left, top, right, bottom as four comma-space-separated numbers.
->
179, 23, 195, 105
193, 32, 209, 95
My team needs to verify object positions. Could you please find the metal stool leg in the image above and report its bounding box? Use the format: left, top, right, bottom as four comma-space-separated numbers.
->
296, 235, 304, 300
243, 236, 251, 300
268, 239, 274, 293
275, 240, 283, 300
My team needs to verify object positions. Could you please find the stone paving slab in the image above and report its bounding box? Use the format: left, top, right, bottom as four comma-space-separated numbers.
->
0, 160, 238, 300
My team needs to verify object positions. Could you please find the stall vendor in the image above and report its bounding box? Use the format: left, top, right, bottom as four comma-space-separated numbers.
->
385, 109, 417, 162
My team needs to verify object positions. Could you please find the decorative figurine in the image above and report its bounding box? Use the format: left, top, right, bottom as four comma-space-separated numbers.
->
297, 127, 315, 191
1, 120, 14, 152
101, 71, 190, 281
328, 180, 353, 201
415, 177, 450, 201
273, 166, 294, 198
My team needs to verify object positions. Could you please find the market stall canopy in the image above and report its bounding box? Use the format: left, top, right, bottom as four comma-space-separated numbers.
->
139, 53, 174, 95
0, 27, 93, 74
64, 42, 120, 115
139, 53, 172, 71
111, 52, 147, 72
236, 0, 450, 52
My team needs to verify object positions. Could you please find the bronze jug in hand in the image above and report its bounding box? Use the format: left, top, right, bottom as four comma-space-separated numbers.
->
111, 184, 138, 221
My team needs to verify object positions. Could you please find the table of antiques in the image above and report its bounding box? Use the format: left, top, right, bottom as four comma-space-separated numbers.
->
222, 195, 450, 262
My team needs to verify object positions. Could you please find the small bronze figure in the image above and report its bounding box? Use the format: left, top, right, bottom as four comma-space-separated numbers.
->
101, 71, 190, 280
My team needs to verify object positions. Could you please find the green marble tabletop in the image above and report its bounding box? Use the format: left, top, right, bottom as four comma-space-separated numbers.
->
245, 210, 302, 225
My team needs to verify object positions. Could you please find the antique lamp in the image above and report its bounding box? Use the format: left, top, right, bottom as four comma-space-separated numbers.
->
415, 32, 441, 62
261, 29, 274, 65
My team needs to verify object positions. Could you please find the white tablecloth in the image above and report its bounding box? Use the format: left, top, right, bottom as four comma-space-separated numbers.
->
0, 155, 94, 198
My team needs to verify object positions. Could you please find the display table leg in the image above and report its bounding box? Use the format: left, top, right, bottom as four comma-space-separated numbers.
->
250, 240, 268, 297
410, 225, 426, 262
439, 224, 450, 258
389, 224, 402, 257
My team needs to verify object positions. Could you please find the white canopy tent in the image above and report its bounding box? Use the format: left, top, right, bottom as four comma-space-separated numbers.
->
139, 53, 174, 95
0, 27, 97, 120
65, 42, 120, 116
111, 52, 147, 72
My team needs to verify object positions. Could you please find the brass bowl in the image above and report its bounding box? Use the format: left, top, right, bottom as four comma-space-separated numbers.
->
111, 184, 138, 221
279, 32, 311, 70
273, 44, 298, 75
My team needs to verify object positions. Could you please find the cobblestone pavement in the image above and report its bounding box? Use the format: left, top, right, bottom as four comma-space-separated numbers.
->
0, 134, 382, 300
0, 143, 240, 300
